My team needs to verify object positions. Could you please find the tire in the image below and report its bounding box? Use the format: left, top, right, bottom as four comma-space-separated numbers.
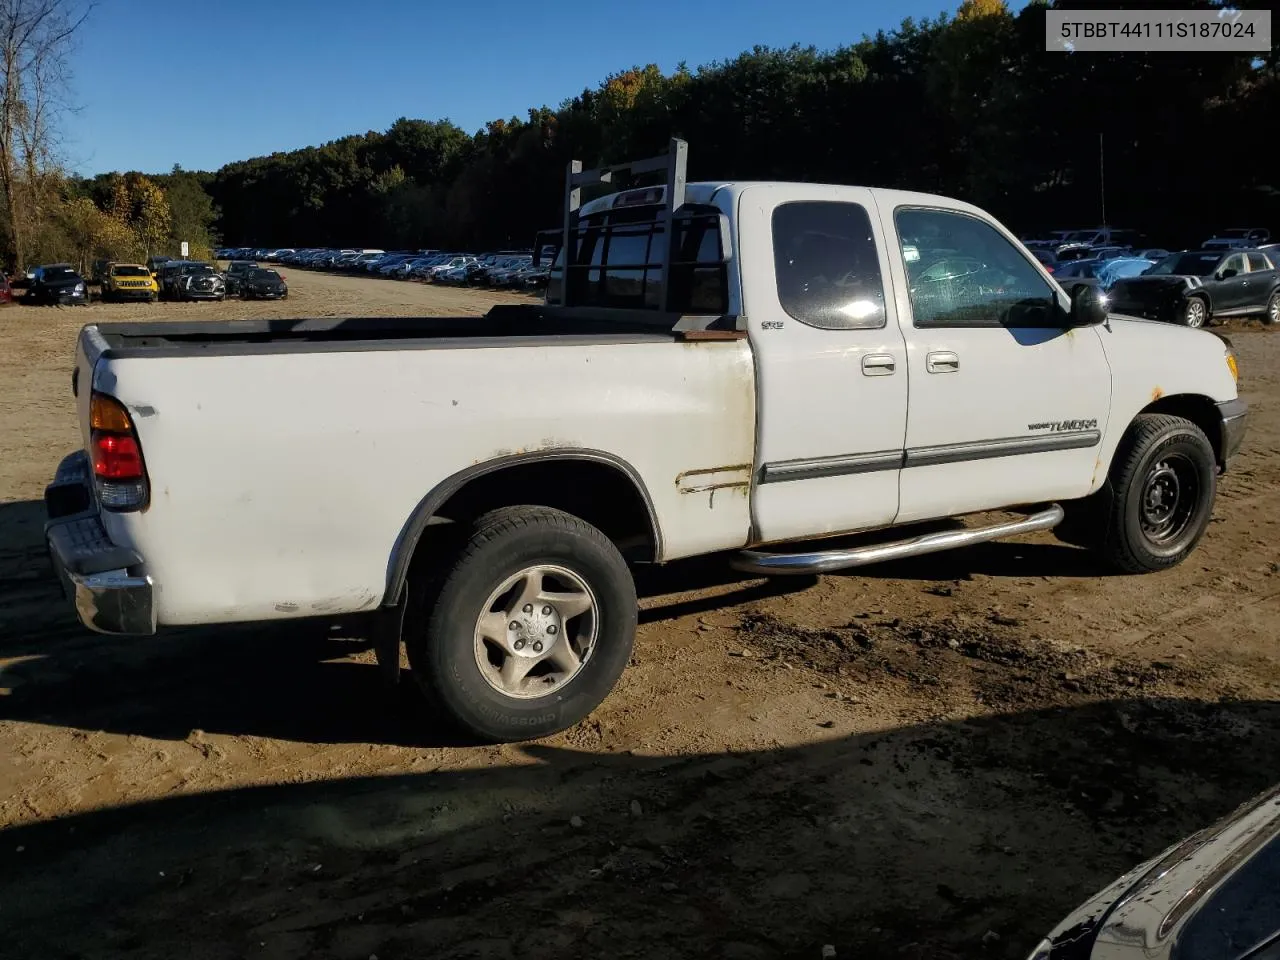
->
404, 506, 637, 742
1097, 414, 1217, 573
1181, 296, 1208, 328
1264, 289, 1279, 326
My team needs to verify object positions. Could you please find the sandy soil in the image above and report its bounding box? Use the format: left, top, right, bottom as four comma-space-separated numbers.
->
1, 270, 1278, 959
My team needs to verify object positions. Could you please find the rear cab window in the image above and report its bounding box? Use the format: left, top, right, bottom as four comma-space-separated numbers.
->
549, 204, 729, 314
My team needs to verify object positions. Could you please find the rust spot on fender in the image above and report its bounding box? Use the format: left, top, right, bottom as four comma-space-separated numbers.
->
675, 463, 752, 484
1151, 386, 1164, 402
676, 463, 753, 496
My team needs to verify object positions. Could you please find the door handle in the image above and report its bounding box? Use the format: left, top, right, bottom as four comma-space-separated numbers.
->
926, 351, 959, 373
862, 354, 896, 376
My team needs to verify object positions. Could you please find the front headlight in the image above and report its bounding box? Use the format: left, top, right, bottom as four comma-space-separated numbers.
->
1023, 939, 1053, 960
74, 282, 85, 293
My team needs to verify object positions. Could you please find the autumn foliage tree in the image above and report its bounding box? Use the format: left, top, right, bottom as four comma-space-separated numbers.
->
194, 0, 1276, 252
16, 0, 1276, 266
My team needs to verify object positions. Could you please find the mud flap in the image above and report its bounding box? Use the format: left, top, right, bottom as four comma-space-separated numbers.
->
373, 586, 407, 688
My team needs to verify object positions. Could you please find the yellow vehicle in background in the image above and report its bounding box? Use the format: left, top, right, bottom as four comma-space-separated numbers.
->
100, 263, 159, 303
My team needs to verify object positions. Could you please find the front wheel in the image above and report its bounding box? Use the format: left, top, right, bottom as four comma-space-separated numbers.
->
405, 506, 637, 742
1181, 296, 1208, 328
1264, 289, 1279, 326
1097, 414, 1217, 573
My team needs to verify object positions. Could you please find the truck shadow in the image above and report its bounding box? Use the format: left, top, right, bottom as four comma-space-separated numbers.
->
1, 696, 1277, 960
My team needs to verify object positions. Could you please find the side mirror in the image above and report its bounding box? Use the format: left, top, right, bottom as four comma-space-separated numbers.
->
1068, 284, 1108, 327
1218, 268, 1238, 279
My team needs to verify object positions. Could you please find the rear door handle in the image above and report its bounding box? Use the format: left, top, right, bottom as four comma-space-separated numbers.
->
926, 351, 959, 373
862, 354, 896, 376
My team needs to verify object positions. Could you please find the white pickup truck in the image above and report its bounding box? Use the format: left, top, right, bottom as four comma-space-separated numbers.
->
46, 140, 1247, 742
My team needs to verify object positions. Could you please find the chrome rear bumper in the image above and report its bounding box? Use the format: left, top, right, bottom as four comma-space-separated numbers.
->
44, 451, 156, 636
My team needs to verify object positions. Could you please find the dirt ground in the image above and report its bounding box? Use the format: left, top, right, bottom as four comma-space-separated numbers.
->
1, 271, 1278, 960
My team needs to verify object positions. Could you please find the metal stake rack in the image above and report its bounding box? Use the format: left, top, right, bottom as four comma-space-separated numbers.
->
548, 138, 688, 312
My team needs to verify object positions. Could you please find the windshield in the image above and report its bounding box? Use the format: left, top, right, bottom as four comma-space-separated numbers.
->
249, 269, 280, 281
1148, 252, 1221, 276
41, 267, 77, 281
1216, 229, 1250, 239
1062, 230, 1098, 243
113, 266, 148, 277
186, 266, 214, 275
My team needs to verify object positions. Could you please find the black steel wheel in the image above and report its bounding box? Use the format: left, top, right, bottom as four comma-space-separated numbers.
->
1099, 414, 1217, 572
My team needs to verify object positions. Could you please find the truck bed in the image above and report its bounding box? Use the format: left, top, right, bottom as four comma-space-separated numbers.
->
90, 304, 743, 359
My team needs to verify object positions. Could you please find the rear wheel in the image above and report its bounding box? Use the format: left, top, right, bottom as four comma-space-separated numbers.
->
404, 506, 637, 742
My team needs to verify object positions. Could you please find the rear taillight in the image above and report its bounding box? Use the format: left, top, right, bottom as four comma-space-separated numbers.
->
90, 393, 149, 510
92, 434, 143, 479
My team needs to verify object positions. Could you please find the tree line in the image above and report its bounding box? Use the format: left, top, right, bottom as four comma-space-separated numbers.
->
2, 0, 1277, 273
0, 0, 218, 272
205, 0, 1278, 253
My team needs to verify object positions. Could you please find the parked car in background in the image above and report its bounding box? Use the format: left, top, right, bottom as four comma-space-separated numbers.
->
1027, 782, 1280, 960
1089, 245, 1134, 262
239, 267, 288, 300
90, 259, 114, 288
224, 260, 259, 296
23, 263, 88, 305
1054, 226, 1144, 257
1257, 242, 1280, 264
489, 258, 540, 288
154, 262, 184, 298
0, 272, 13, 304
426, 255, 478, 280
1095, 256, 1156, 291
100, 264, 159, 303
160, 262, 225, 301
1021, 229, 1074, 251
1136, 247, 1170, 261
520, 263, 551, 289
1202, 227, 1270, 251
1056, 245, 1099, 263
146, 255, 173, 278
1050, 259, 1107, 296
1029, 248, 1057, 273
1108, 248, 1279, 327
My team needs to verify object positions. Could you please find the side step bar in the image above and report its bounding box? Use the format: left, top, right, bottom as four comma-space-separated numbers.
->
730, 505, 1065, 576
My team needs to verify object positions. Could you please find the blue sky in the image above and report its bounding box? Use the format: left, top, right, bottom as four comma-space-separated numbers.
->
69, 0, 1009, 176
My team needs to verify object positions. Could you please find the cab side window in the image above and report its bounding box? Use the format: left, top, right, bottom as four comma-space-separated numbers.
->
1222, 254, 1246, 276
894, 207, 1056, 328
1246, 253, 1272, 273
771, 201, 887, 330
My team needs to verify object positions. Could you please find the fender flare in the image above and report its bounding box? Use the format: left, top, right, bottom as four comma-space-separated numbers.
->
381, 448, 662, 607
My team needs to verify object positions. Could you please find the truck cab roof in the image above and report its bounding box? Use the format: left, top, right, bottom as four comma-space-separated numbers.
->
576, 180, 991, 221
